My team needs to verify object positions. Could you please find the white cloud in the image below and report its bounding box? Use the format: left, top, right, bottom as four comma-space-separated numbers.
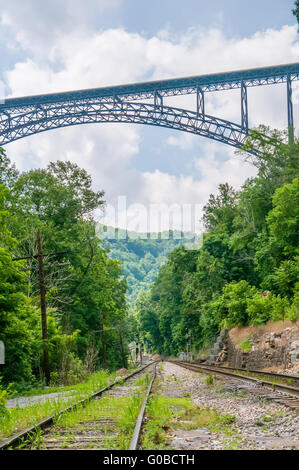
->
1, 17, 299, 231
0, 0, 123, 56
166, 133, 197, 151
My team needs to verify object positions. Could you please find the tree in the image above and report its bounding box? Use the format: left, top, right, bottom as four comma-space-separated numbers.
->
266, 178, 299, 259
203, 183, 237, 232
0, 153, 129, 383
0, 148, 19, 189
136, 130, 299, 354
0, 184, 40, 386
293, 1, 299, 28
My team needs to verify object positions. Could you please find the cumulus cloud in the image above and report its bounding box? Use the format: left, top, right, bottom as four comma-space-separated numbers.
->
0, 0, 123, 56
1, 12, 298, 231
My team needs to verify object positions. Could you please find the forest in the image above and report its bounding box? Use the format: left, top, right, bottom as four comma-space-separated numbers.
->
102, 227, 196, 305
0, 152, 129, 391
135, 127, 299, 356
0, 126, 298, 393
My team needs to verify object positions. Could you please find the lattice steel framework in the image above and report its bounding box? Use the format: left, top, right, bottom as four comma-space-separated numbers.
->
0, 62, 298, 149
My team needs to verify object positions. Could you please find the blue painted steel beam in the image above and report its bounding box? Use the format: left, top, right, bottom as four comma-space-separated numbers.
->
0, 63, 298, 150
2, 62, 299, 108
196, 86, 205, 116
287, 74, 294, 143
241, 81, 248, 134
0, 101, 249, 148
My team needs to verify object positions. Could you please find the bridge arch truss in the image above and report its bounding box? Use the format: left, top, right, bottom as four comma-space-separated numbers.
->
0, 62, 298, 150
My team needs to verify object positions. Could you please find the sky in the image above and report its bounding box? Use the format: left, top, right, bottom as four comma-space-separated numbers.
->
0, 0, 298, 233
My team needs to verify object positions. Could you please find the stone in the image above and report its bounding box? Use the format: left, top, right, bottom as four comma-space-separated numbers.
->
290, 340, 299, 350
290, 352, 299, 364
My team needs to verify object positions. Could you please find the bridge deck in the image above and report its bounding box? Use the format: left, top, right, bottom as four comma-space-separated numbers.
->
1, 62, 299, 108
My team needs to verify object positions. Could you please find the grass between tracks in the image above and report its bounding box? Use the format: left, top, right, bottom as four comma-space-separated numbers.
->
141, 371, 236, 450
0, 369, 126, 440
141, 394, 236, 450
21, 373, 151, 450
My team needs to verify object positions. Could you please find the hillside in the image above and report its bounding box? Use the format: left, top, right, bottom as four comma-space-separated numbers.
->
100, 226, 197, 305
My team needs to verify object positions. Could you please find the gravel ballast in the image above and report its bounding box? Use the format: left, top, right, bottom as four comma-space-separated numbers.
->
162, 361, 299, 450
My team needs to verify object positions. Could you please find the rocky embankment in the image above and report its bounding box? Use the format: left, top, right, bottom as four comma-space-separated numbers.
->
212, 321, 299, 374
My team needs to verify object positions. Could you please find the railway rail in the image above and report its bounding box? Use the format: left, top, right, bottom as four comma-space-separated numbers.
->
171, 361, 299, 412
0, 362, 157, 450
208, 364, 299, 387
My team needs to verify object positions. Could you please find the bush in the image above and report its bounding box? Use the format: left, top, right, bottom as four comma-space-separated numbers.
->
65, 356, 88, 385
269, 258, 299, 298
271, 296, 290, 322
0, 386, 8, 417
218, 281, 258, 328
286, 283, 299, 322
0, 381, 15, 416
247, 294, 273, 325
247, 294, 290, 325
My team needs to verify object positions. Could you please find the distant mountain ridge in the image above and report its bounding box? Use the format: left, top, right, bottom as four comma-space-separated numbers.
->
99, 226, 197, 306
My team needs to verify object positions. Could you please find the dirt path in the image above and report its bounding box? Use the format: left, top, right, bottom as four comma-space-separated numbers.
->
6, 391, 75, 409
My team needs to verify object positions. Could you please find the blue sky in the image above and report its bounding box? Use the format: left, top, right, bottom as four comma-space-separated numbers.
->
0, 0, 298, 232
108, 0, 296, 38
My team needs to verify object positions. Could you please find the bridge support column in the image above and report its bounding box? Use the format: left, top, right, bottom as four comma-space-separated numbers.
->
154, 91, 163, 113
287, 75, 294, 144
196, 86, 205, 117
241, 81, 248, 134
113, 94, 123, 110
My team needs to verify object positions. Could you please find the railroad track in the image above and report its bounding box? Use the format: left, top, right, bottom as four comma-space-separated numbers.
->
171, 361, 299, 413
208, 364, 299, 387
0, 362, 157, 451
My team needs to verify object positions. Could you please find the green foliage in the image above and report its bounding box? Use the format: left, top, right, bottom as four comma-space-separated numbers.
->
0, 381, 15, 417
0, 147, 130, 389
286, 283, 299, 322
102, 228, 196, 305
205, 374, 214, 385
247, 293, 289, 325
219, 281, 258, 328
266, 178, 299, 258
239, 338, 252, 352
135, 131, 299, 353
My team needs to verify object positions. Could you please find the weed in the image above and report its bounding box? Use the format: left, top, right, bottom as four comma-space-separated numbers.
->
43, 376, 149, 450
205, 374, 215, 386
222, 434, 243, 450
141, 394, 237, 450
0, 369, 115, 439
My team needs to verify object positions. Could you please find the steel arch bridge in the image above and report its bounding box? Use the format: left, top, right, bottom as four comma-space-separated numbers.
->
0, 63, 298, 151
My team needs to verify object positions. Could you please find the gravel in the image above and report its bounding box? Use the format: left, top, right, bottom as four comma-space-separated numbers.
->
6, 391, 75, 409
162, 361, 299, 450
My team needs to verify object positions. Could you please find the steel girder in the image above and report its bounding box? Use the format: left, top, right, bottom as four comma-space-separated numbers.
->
0, 62, 298, 148
287, 75, 294, 143
0, 100, 249, 149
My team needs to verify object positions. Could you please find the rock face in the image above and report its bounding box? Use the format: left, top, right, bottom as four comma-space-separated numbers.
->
206, 330, 229, 365
225, 323, 299, 371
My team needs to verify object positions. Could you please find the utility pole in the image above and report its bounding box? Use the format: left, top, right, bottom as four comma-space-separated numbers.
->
36, 229, 50, 385
99, 312, 107, 369
134, 333, 140, 365
140, 342, 143, 365
119, 330, 127, 368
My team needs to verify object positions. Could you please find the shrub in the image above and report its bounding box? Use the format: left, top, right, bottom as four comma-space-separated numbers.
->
286, 283, 299, 322
0, 381, 15, 416
219, 281, 258, 328
247, 294, 273, 325
247, 294, 290, 325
